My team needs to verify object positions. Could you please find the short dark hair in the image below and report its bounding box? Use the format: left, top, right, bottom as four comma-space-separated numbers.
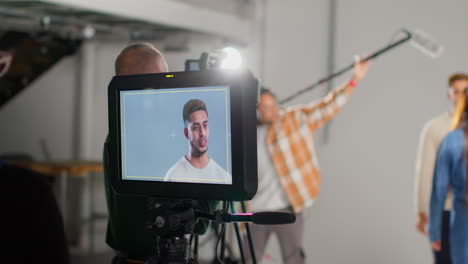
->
260, 86, 276, 99
183, 99, 208, 127
448, 73, 468, 87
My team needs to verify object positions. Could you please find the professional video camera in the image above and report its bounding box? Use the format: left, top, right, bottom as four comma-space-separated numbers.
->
107, 49, 295, 264
108, 67, 258, 201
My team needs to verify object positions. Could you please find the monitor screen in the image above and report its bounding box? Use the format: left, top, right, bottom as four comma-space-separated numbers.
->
119, 85, 232, 185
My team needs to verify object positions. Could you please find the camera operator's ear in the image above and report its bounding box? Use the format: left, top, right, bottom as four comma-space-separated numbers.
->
256, 108, 262, 123
184, 128, 189, 139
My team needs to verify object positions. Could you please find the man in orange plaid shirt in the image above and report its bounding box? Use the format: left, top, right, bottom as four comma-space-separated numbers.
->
244, 57, 371, 263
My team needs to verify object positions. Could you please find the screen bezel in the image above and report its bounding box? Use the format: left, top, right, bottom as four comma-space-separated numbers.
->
108, 69, 258, 201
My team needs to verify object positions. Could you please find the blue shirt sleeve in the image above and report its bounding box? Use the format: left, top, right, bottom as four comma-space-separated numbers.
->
428, 134, 453, 242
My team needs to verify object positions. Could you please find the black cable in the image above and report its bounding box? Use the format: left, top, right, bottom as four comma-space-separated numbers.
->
189, 234, 194, 258
215, 224, 226, 264
215, 201, 230, 264
194, 235, 199, 260
221, 216, 226, 261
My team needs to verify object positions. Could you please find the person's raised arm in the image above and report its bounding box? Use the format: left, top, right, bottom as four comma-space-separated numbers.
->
288, 56, 370, 131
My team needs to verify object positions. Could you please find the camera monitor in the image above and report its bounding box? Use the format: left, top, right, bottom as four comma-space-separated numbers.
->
108, 69, 258, 201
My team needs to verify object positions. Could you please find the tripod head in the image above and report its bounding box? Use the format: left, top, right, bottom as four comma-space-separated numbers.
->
145, 200, 199, 264
145, 199, 296, 264
147, 200, 198, 237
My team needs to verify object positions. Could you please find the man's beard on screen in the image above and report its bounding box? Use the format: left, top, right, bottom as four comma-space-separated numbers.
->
190, 141, 208, 157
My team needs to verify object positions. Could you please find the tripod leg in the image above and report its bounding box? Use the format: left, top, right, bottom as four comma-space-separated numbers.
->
244, 224, 257, 264
194, 235, 199, 260
230, 201, 246, 264
221, 223, 226, 261
241, 202, 257, 264
233, 222, 246, 264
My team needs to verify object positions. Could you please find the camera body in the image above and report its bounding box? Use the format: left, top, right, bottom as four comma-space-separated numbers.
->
107, 68, 259, 201
185, 51, 225, 71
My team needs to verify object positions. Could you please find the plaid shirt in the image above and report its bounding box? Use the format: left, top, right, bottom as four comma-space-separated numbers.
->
265, 82, 356, 213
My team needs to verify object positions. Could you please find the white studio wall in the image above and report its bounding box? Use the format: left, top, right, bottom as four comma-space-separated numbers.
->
0, 56, 77, 160
262, 0, 332, 105
257, 0, 333, 262
262, 0, 468, 263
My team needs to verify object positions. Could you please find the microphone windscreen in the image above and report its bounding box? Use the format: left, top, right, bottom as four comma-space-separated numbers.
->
409, 29, 443, 58
252, 211, 296, 225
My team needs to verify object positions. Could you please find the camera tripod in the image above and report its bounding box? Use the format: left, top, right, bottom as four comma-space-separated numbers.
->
145, 199, 295, 264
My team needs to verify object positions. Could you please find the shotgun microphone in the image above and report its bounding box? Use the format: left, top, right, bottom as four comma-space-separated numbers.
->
279, 28, 443, 104
403, 28, 444, 58
251, 211, 296, 225
211, 211, 296, 225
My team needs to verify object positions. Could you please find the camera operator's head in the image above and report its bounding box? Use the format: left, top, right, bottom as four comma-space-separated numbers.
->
115, 42, 168, 75
257, 87, 280, 125
183, 99, 209, 158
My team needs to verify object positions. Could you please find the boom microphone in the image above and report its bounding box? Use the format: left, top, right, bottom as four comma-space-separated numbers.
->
280, 28, 443, 104
251, 211, 296, 225
207, 211, 296, 225
404, 28, 444, 58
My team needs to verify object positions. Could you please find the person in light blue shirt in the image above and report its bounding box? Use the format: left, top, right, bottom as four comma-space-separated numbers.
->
429, 89, 468, 264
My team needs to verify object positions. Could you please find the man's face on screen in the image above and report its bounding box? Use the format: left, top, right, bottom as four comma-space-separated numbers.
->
185, 110, 209, 156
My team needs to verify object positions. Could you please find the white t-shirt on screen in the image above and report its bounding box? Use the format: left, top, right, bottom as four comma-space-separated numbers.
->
164, 156, 232, 184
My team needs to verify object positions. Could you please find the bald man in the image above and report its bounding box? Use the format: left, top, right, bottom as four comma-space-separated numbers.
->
114, 43, 168, 75
104, 43, 217, 264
